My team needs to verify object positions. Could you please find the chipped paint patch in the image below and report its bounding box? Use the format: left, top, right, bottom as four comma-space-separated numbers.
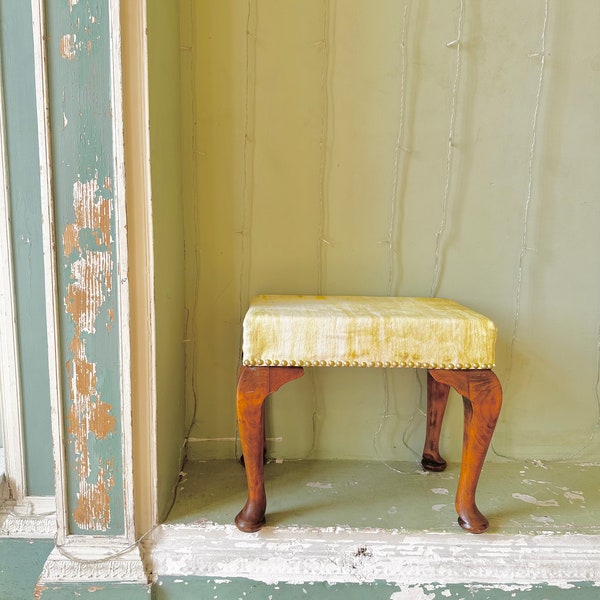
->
33, 583, 47, 600
564, 491, 585, 502
531, 515, 555, 524
306, 481, 333, 489
512, 493, 559, 507
390, 586, 435, 599
63, 175, 116, 531
60, 34, 77, 60
532, 460, 549, 470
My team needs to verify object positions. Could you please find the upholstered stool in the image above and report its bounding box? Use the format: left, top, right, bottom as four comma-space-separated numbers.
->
235, 295, 502, 534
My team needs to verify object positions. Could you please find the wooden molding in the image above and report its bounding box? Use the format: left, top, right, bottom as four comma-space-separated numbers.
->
108, 0, 137, 546
120, 0, 159, 538
150, 523, 600, 587
32, 0, 139, 544
31, 0, 69, 543
39, 543, 146, 584
0, 43, 27, 502
0, 496, 57, 538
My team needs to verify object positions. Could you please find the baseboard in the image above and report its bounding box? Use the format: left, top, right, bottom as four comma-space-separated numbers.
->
39, 542, 147, 584
0, 495, 56, 538
148, 522, 600, 587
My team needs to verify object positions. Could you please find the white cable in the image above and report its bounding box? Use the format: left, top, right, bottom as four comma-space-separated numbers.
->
430, 0, 465, 298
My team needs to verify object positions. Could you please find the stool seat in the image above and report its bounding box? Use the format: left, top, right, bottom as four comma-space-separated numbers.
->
234, 295, 503, 535
242, 295, 496, 370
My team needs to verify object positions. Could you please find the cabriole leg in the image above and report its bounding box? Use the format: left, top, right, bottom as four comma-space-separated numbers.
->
428, 369, 502, 534
235, 366, 304, 532
422, 370, 451, 472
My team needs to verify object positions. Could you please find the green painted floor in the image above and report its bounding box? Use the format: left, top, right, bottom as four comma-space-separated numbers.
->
3, 459, 600, 598
0, 538, 54, 599
154, 579, 600, 599
166, 458, 600, 535
155, 458, 600, 598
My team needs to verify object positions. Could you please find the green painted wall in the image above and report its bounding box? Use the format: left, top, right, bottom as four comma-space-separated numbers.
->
147, 0, 187, 520
183, 0, 600, 463
0, 0, 53, 495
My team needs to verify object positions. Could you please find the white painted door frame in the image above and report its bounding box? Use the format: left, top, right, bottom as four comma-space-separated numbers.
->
0, 45, 26, 503
31, 0, 153, 542
0, 43, 56, 538
120, 0, 159, 539
30, 0, 156, 582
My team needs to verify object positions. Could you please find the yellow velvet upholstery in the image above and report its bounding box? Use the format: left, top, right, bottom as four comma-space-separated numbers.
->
242, 295, 496, 370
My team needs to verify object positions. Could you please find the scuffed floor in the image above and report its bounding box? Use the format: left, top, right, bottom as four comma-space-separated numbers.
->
150, 458, 600, 598
166, 458, 600, 535
153, 578, 600, 600
3, 459, 600, 598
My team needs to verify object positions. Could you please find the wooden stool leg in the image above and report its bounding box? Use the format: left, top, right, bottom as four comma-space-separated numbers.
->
429, 369, 502, 534
422, 371, 451, 472
235, 365, 304, 532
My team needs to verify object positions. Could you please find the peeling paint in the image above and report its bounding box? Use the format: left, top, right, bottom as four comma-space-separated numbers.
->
106, 308, 115, 331
63, 175, 116, 531
532, 460, 549, 470
60, 34, 77, 60
564, 491, 585, 502
531, 515, 555, 524
33, 583, 47, 600
390, 586, 436, 599
306, 481, 333, 489
72, 464, 114, 531
512, 493, 559, 507
64, 251, 113, 330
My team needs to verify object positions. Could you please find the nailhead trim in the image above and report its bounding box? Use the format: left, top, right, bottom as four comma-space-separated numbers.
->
242, 359, 494, 370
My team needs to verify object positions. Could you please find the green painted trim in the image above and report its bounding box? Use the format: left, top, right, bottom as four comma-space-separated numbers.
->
44, 0, 125, 535
0, 0, 53, 496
